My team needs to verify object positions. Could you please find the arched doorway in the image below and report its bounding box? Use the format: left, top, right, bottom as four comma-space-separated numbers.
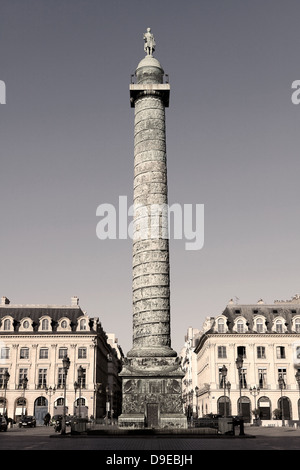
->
237, 396, 251, 423
74, 397, 88, 418
53, 397, 68, 416
217, 396, 231, 417
0, 397, 7, 416
278, 396, 292, 421
258, 396, 271, 420
14, 397, 27, 423
34, 396, 48, 425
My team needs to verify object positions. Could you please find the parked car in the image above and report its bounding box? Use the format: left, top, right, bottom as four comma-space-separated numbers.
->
18, 416, 36, 428
0, 416, 8, 432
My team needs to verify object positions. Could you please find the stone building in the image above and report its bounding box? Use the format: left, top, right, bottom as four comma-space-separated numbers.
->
194, 295, 300, 425
180, 328, 199, 420
0, 296, 123, 424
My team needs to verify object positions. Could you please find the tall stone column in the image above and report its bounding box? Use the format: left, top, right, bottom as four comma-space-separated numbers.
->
118, 29, 186, 429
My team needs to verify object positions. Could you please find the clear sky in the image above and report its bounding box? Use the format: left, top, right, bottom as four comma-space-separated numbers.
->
1, 0, 300, 355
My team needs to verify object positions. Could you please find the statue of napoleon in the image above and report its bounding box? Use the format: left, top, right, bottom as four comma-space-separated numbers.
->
143, 28, 156, 56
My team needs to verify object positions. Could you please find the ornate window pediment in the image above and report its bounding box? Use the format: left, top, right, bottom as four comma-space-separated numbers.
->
233, 316, 248, 334
38, 316, 52, 332
272, 317, 287, 334
253, 315, 266, 333
0, 316, 14, 332
57, 317, 72, 332
76, 315, 90, 332
19, 317, 34, 332
214, 315, 228, 334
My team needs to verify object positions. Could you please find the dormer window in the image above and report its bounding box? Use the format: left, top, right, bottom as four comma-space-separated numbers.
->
271, 316, 286, 334
19, 318, 33, 332
233, 317, 248, 334
217, 318, 225, 333
276, 320, 283, 333
76, 315, 90, 332
237, 320, 244, 333
57, 317, 71, 332
1, 316, 14, 332
38, 316, 52, 332
254, 316, 266, 333
256, 319, 263, 333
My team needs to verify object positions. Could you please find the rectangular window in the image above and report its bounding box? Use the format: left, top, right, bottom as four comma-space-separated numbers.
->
276, 346, 285, 359
18, 368, 28, 388
278, 368, 287, 389
57, 368, 66, 388
257, 346, 266, 359
58, 348, 68, 359
39, 348, 49, 359
38, 369, 47, 388
239, 368, 247, 389
0, 348, 9, 359
77, 368, 86, 388
0, 368, 9, 389
258, 368, 267, 388
237, 346, 246, 359
217, 346, 227, 359
20, 348, 29, 359
78, 347, 87, 359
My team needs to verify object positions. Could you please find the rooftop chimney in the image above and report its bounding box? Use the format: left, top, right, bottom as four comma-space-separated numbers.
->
1, 297, 10, 305
71, 296, 79, 306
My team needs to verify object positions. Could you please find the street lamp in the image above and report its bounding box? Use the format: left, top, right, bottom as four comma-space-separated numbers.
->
236, 355, 243, 416
77, 366, 84, 418
249, 386, 260, 424
45, 385, 56, 416
93, 383, 102, 421
221, 365, 230, 417
21, 377, 28, 418
61, 356, 70, 434
74, 381, 79, 416
278, 374, 285, 427
2, 370, 10, 416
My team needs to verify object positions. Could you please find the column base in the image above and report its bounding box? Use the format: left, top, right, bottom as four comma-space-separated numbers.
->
118, 355, 187, 429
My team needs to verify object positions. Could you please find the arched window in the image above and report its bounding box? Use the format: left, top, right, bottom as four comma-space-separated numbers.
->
295, 318, 300, 333
4, 319, 11, 331
41, 319, 49, 330
80, 319, 87, 330
256, 318, 264, 333
276, 320, 283, 333
217, 318, 225, 333
237, 320, 244, 333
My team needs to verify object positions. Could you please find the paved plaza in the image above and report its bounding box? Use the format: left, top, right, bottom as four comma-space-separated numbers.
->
1, 425, 300, 452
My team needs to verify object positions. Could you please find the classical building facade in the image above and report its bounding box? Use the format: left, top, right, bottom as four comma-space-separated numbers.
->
194, 296, 300, 425
0, 296, 123, 424
180, 328, 199, 420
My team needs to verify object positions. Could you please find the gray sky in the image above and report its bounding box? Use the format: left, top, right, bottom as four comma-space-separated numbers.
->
1, 0, 300, 355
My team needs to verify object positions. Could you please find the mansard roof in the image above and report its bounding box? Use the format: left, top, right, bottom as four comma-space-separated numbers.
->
0, 303, 93, 333
221, 303, 300, 333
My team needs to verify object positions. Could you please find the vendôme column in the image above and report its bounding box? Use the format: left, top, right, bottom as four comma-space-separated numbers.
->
119, 29, 187, 429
